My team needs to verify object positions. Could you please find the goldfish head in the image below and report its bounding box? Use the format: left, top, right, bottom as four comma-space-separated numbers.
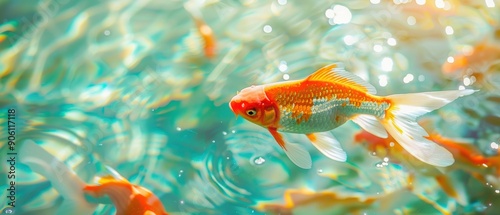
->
229, 85, 278, 127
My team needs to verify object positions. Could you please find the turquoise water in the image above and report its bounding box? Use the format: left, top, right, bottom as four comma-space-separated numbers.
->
1, 0, 500, 214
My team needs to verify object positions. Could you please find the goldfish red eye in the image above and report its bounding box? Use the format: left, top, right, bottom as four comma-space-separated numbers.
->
246, 109, 257, 116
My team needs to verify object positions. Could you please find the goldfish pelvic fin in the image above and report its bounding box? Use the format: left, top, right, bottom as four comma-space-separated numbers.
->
382, 89, 476, 167
269, 128, 312, 169
352, 114, 388, 138
284, 142, 313, 169
306, 132, 346, 162
19, 140, 97, 215
307, 63, 377, 94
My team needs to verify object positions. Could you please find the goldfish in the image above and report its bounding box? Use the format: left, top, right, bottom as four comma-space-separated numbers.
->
19, 140, 168, 215
442, 40, 500, 75
255, 188, 424, 215
184, 0, 217, 58
229, 63, 476, 169
83, 172, 169, 215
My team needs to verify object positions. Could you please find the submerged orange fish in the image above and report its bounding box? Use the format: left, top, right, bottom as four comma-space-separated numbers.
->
184, 1, 217, 58
193, 18, 216, 58
84, 175, 169, 215
229, 63, 476, 169
442, 40, 500, 75
19, 140, 168, 215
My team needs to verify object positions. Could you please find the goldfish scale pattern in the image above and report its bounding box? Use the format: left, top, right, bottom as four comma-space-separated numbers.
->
277, 96, 390, 134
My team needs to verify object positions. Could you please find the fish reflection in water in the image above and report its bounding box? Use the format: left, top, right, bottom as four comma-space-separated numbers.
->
18, 140, 168, 215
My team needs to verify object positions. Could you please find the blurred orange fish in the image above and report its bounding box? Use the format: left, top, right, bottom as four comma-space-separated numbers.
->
185, 1, 217, 58
84, 175, 169, 215
355, 130, 500, 205
355, 130, 500, 176
229, 63, 475, 169
19, 140, 168, 215
442, 41, 500, 74
193, 18, 216, 58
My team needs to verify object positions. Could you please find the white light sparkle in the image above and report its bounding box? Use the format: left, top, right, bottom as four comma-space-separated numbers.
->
378, 75, 388, 87
447, 56, 455, 63
343, 35, 357, 45
491, 142, 498, 149
486, 0, 495, 7
387, 38, 397, 46
403, 74, 414, 83
445, 26, 454, 35
263, 25, 273, 33
381, 57, 393, 72
332, 5, 352, 24
407, 16, 416, 25
277, 0, 287, 5
279, 61, 288, 72
435, 0, 445, 8
463, 77, 471, 86
254, 157, 266, 165
325, 9, 335, 18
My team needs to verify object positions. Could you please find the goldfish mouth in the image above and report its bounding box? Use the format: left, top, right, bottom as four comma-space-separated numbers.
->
228, 99, 240, 117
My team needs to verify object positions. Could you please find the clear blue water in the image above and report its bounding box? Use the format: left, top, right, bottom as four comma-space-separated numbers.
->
1, 0, 500, 214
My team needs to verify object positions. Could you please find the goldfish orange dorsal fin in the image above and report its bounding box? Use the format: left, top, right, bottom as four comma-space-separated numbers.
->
306, 63, 377, 94
97, 174, 128, 185
97, 175, 119, 184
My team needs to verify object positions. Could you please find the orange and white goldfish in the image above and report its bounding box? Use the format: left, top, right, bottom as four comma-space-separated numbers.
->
19, 140, 168, 215
84, 173, 169, 215
229, 63, 476, 169
184, 0, 217, 59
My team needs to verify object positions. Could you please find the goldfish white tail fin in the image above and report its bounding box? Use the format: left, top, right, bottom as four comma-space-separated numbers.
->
19, 140, 97, 215
381, 89, 476, 167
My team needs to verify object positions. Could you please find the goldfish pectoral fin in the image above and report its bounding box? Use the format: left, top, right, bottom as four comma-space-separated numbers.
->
306, 132, 347, 162
283, 142, 313, 169
268, 128, 312, 169
352, 114, 388, 138
382, 90, 478, 167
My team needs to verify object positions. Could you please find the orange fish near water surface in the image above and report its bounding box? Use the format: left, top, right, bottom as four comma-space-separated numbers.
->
229, 64, 476, 169
84, 175, 169, 215
19, 140, 168, 215
184, 1, 217, 58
